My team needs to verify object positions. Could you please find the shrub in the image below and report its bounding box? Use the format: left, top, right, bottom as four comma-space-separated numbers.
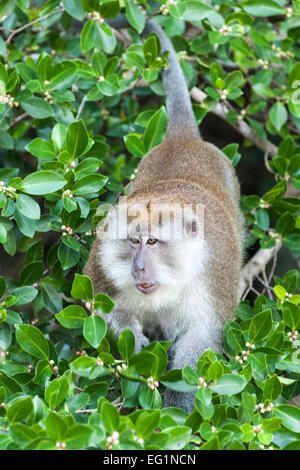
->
0, 0, 299, 451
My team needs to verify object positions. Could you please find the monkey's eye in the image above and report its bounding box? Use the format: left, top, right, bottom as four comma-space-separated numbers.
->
129, 237, 140, 244
147, 238, 157, 245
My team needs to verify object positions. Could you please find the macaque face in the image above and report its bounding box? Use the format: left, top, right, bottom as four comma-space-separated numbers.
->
100, 201, 207, 302
128, 236, 161, 294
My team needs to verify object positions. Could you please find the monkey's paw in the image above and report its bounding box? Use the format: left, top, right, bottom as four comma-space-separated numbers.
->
134, 331, 149, 352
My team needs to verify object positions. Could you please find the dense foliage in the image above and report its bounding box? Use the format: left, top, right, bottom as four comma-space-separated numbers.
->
0, 0, 299, 451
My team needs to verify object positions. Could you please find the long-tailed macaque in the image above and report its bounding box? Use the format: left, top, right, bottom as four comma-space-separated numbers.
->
84, 16, 244, 412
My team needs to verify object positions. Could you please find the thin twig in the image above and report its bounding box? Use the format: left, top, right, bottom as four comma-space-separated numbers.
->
267, 249, 279, 286
76, 408, 98, 414
75, 95, 87, 121
11, 112, 28, 127
6, 7, 64, 44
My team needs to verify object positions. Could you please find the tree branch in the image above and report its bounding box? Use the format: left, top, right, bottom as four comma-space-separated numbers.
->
190, 87, 278, 157
239, 240, 282, 299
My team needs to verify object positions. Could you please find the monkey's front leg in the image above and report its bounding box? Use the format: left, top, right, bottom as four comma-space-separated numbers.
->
105, 309, 149, 352
163, 330, 221, 413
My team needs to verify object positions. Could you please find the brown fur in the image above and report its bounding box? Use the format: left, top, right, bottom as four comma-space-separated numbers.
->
84, 17, 244, 412
85, 135, 243, 326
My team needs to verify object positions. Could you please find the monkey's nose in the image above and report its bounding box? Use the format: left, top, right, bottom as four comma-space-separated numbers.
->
132, 265, 143, 279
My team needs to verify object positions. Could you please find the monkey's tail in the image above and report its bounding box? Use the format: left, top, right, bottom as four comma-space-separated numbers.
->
106, 15, 200, 139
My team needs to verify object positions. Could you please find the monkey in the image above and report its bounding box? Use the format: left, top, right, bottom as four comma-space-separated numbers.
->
84, 16, 244, 412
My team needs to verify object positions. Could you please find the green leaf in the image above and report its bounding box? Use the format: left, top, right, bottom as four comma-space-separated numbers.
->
0, 0, 16, 18
9, 424, 38, 447
67, 393, 90, 413
74, 158, 102, 179
15, 324, 49, 360
44, 411, 67, 441
41, 283, 63, 314
249, 308, 273, 342
14, 209, 36, 238
97, 74, 119, 96
0, 322, 12, 350
125, 1, 146, 33
199, 435, 220, 450
207, 361, 224, 382
269, 102, 288, 132
11, 286, 38, 305
242, 0, 285, 17
51, 123, 66, 152
66, 120, 89, 159
230, 38, 254, 57
83, 315, 106, 348
81, 20, 95, 53
55, 305, 87, 329
94, 293, 115, 314
161, 369, 196, 392
0, 371, 21, 394
209, 373, 247, 395
7, 397, 33, 424
124, 134, 146, 157
70, 356, 96, 377
226, 327, 245, 353
183, 1, 224, 28
19, 261, 44, 285
21, 97, 54, 119
274, 285, 286, 301
0, 224, 7, 244
71, 273, 94, 301
62, 0, 85, 20
143, 34, 159, 67
25, 138, 56, 160
0, 276, 6, 298
118, 328, 135, 361
51, 61, 76, 90
101, 402, 119, 434
33, 360, 53, 386
196, 388, 214, 419
273, 405, 300, 433
163, 426, 192, 450
72, 174, 108, 196
263, 375, 282, 402
16, 194, 41, 220
20, 171, 66, 195
94, 22, 116, 54
135, 410, 160, 440
65, 424, 93, 450
283, 302, 300, 331
45, 376, 69, 409
58, 242, 80, 270
276, 213, 295, 236
144, 106, 168, 152
256, 209, 269, 231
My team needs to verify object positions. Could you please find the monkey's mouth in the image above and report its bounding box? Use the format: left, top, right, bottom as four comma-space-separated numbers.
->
136, 281, 159, 294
